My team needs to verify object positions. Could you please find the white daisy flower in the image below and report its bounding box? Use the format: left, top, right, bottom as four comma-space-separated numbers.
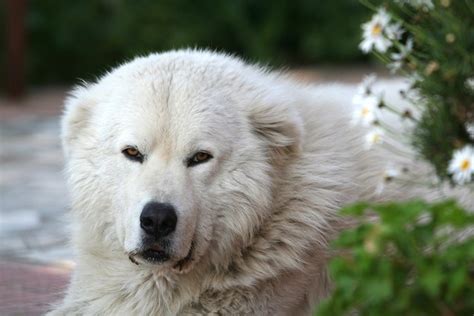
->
448, 145, 474, 185
407, 72, 422, 88
395, 0, 434, 9
359, 8, 393, 53
353, 74, 377, 105
466, 123, 474, 140
384, 166, 400, 180
352, 75, 383, 126
376, 165, 400, 194
352, 94, 381, 126
388, 38, 413, 73
365, 128, 385, 149
358, 74, 377, 94
466, 77, 474, 91
386, 22, 404, 41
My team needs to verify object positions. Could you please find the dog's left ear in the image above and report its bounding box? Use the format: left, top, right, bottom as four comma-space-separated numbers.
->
248, 94, 304, 160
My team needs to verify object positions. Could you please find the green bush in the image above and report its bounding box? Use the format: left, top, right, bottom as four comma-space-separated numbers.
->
317, 200, 474, 316
3, 0, 375, 87
318, 2, 474, 313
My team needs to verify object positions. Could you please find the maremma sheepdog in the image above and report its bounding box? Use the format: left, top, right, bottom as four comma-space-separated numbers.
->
49, 49, 468, 315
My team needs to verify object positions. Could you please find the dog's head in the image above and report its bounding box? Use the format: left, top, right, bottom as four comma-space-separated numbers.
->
62, 50, 302, 273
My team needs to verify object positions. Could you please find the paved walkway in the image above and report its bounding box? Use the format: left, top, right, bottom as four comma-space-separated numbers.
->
0, 89, 73, 315
0, 260, 71, 315
0, 89, 72, 264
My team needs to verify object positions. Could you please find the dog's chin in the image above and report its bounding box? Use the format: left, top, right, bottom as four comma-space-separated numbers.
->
128, 241, 196, 274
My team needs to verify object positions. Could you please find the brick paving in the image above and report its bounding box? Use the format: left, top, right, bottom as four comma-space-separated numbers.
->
0, 260, 72, 315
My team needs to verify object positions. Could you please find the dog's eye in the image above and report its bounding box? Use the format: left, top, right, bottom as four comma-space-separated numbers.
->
187, 151, 213, 167
122, 146, 144, 163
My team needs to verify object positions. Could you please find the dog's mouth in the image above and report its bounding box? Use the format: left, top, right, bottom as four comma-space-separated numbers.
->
128, 243, 169, 265
128, 241, 195, 272
141, 247, 170, 263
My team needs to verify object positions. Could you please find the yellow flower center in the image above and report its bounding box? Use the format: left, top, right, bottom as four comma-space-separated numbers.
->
460, 159, 470, 171
371, 23, 382, 36
362, 106, 371, 117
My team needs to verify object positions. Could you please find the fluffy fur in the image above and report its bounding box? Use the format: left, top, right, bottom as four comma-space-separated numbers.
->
49, 50, 466, 315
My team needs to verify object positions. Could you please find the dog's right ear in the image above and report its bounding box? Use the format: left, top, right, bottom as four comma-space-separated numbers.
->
247, 92, 304, 162
61, 85, 95, 158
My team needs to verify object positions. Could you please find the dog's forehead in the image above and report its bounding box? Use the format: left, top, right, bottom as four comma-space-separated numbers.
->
106, 59, 236, 112
112, 77, 232, 127
101, 53, 254, 110
95, 67, 240, 150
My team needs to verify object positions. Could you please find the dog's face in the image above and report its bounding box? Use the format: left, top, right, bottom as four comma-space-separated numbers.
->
63, 51, 302, 273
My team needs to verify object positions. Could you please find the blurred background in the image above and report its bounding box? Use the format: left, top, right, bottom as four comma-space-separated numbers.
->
0, 0, 387, 314
1, 0, 380, 89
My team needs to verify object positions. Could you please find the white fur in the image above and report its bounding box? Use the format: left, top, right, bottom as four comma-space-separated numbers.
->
49, 49, 470, 315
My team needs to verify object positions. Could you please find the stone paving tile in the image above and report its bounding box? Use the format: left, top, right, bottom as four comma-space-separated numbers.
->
0, 90, 72, 264
0, 260, 72, 316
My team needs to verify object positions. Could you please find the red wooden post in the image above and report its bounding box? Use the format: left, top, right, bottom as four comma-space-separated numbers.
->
6, 0, 27, 99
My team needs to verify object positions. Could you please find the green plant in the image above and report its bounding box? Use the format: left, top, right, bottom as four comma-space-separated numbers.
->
317, 2, 474, 314
317, 200, 474, 315
351, 0, 474, 185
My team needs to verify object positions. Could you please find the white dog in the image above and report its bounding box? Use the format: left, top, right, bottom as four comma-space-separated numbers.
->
50, 50, 451, 315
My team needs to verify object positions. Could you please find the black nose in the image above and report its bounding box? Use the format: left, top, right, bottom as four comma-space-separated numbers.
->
140, 202, 178, 238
